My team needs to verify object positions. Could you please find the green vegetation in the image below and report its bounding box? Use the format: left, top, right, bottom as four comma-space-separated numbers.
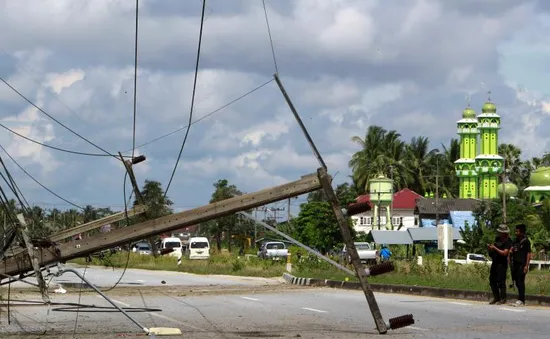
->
294, 255, 550, 296
71, 251, 286, 278
71, 251, 550, 296
4, 124, 550, 298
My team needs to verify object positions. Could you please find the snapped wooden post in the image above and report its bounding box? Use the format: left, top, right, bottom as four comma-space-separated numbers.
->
16, 214, 50, 304
317, 168, 388, 334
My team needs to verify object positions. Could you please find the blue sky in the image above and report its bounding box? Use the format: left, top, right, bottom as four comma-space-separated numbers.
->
0, 0, 549, 218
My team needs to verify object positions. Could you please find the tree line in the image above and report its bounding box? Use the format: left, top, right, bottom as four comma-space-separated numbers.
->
2, 124, 549, 256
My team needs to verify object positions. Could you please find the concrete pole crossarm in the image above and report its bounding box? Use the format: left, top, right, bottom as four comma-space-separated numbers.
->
0, 171, 323, 277
50, 205, 148, 242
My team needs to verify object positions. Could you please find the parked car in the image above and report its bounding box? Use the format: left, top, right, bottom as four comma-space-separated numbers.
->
341, 242, 378, 265
448, 253, 492, 265
160, 237, 183, 258
186, 237, 210, 260
132, 242, 152, 255
258, 241, 289, 260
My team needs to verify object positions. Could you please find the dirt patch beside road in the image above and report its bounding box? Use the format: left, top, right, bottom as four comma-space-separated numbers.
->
3, 282, 310, 301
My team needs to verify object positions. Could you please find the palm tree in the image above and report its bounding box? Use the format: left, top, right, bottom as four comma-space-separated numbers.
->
438, 138, 461, 197
498, 143, 523, 185
349, 126, 409, 193
404, 136, 439, 195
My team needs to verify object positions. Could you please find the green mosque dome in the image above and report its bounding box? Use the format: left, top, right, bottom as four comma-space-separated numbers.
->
529, 167, 550, 187
462, 107, 476, 119
481, 101, 497, 113
497, 182, 519, 198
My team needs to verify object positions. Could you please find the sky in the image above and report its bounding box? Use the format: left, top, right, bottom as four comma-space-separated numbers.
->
0, 0, 550, 219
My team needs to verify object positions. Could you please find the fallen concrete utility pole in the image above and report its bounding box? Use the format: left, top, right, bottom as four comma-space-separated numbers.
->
0, 171, 322, 277
16, 214, 49, 304
3, 205, 148, 258
50, 205, 148, 242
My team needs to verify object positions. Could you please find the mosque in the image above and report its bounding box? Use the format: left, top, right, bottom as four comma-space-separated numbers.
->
454, 98, 550, 204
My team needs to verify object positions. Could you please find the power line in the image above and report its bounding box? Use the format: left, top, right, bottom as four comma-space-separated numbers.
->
0, 123, 124, 157
0, 143, 84, 210
0, 77, 118, 159
131, 0, 140, 158
1, 79, 274, 158
104, 0, 141, 295
125, 78, 274, 152
262, 0, 279, 74
164, 0, 207, 198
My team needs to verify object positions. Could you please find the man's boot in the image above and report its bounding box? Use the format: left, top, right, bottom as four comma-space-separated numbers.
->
496, 287, 507, 304
489, 286, 500, 304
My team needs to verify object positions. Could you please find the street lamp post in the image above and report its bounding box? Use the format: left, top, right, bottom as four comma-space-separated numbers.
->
435, 152, 440, 226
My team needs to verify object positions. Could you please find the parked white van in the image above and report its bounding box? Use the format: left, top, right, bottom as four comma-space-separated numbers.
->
160, 237, 183, 258
187, 237, 210, 260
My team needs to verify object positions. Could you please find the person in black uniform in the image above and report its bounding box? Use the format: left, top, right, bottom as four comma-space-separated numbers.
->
488, 224, 512, 305
510, 224, 531, 307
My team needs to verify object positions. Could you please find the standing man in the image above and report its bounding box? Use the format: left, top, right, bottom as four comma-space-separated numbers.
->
510, 224, 531, 307
488, 224, 513, 305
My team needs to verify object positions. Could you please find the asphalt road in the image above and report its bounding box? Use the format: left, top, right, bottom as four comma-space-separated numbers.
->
2, 287, 549, 338
8, 264, 283, 288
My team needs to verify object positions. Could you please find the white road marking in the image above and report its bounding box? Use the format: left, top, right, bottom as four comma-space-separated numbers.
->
302, 307, 328, 313
409, 326, 429, 331
97, 296, 204, 331
241, 297, 260, 301
449, 301, 469, 306
499, 307, 525, 313
148, 312, 204, 331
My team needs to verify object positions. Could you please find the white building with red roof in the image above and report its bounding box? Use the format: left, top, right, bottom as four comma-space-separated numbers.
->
352, 188, 423, 234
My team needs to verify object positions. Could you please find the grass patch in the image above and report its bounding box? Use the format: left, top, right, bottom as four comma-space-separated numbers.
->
70, 252, 286, 278
70, 252, 550, 296
292, 254, 550, 296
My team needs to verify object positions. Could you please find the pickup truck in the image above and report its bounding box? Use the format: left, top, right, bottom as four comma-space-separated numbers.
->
342, 242, 378, 265
258, 241, 289, 260
449, 253, 492, 265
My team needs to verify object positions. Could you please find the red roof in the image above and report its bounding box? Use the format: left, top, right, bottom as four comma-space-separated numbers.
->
355, 188, 422, 210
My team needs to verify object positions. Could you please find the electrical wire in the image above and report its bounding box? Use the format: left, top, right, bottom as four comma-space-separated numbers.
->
0, 123, 126, 157
262, 0, 279, 74
98, 171, 132, 293
72, 264, 87, 336
0, 155, 32, 213
163, 0, 207, 198
0, 77, 117, 159
1, 79, 273, 158
0, 143, 84, 210
125, 78, 274, 152
96, 0, 142, 295
132, 0, 140, 158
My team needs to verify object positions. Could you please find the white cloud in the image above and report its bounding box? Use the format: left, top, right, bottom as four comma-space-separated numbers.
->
0, 0, 548, 212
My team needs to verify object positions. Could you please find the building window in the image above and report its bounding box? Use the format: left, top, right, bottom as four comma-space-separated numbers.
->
392, 217, 402, 226
414, 217, 419, 226
360, 217, 372, 225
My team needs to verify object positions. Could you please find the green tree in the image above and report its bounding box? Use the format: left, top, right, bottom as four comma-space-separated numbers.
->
133, 180, 173, 219
132, 180, 174, 256
307, 182, 359, 206
471, 198, 549, 251
206, 179, 243, 252
293, 201, 356, 253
